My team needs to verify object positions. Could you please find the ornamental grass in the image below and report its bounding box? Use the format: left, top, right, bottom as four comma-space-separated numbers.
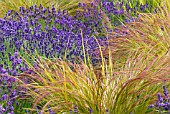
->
18, 47, 170, 113
101, 2, 170, 70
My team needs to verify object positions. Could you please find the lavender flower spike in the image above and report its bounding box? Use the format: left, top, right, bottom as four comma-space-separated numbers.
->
163, 85, 168, 98
158, 93, 163, 103
90, 108, 93, 114
48, 106, 54, 114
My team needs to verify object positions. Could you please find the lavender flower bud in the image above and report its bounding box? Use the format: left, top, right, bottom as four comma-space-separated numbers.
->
90, 108, 93, 114
163, 86, 168, 98
48, 106, 54, 114
158, 93, 163, 103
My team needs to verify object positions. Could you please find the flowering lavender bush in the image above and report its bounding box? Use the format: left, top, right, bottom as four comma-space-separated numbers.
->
0, 0, 158, 71
148, 85, 170, 113
0, 75, 21, 113
0, 4, 109, 69
0, 51, 28, 76
0, 1, 156, 76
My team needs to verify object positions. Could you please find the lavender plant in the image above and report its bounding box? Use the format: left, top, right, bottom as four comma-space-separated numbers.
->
92, 0, 151, 28
148, 85, 170, 113
0, 1, 156, 76
0, 76, 15, 114
0, 51, 28, 76
0, 4, 109, 69
0, 74, 29, 113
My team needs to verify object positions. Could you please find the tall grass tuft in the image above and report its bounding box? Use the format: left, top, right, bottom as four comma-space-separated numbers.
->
102, 4, 170, 69
18, 48, 170, 113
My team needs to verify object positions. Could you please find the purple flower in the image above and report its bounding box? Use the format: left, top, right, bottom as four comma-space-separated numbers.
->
163, 86, 168, 98
10, 70, 17, 76
148, 85, 170, 112
74, 105, 78, 113
36, 107, 41, 114
48, 106, 54, 114
90, 108, 93, 113
0, 68, 7, 74
10, 106, 14, 111
106, 108, 109, 114
148, 104, 154, 109
78, 3, 83, 7
25, 109, 29, 114
70, 109, 72, 114
2, 94, 8, 100
158, 93, 163, 103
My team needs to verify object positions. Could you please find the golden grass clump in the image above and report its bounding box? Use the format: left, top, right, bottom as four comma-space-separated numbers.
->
102, 5, 170, 68
18, 49, 170, 114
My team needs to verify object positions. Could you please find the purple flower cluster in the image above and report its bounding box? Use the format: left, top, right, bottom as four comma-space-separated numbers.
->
0, 1, 155, 76
0, 4, 109, 67
0, 51, 28, 76
100, 0, 150, 25
0, 75, 19, 113
148, 85, 170, 113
